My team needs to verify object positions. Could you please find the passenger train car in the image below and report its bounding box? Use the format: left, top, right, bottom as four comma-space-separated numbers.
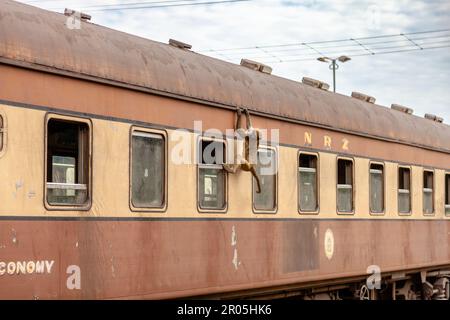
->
0, 0, 449, 300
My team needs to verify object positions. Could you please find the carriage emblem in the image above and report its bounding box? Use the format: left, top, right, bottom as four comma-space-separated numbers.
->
324, 229, 335, 260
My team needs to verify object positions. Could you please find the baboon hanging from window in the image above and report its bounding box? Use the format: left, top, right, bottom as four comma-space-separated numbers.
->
223, 108, 262, 193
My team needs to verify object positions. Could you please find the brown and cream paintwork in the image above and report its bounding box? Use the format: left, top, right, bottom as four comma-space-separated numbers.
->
0, 0, 449, 299
0, 68, 449, 299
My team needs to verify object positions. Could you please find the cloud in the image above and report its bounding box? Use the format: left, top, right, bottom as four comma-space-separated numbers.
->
20, 0, 450, 123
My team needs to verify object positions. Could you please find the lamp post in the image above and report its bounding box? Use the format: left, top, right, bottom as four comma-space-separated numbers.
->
317, 56, 351, 93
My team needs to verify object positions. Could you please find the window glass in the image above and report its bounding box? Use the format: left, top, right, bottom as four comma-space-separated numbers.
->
46, 119, 89, 206
131, 131, 165, 208
198, 140, 226, 210
337, 159, 353, 213
398, 167, 411, 214
253, 148, 277, 212
370, 164, 384, 213
423, 171, 434, 214
299, 154, 318, 212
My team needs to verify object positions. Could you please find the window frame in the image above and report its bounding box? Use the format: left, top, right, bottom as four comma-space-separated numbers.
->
0, 110, 6, 158
44, 113, 92, 211
445, 172, 450, 217
129, 126, 168, 213
336, 156, 355, 215
297, 150, 320, 215
422, 168, 435, 216
196, 136, 228, 214
369, 161, 386, 216
252, 145, 278, 214
398, 165, 412, 216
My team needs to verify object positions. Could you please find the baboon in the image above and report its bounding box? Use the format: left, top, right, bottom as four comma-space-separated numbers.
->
223, 108, 262, 193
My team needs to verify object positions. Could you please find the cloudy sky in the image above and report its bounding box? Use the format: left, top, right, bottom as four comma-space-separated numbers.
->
19, 0, 450, 123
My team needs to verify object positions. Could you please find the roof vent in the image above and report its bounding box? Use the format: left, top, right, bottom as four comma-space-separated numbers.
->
240, 59, 272, 75
391, 104, 413, 115
169, 39, 192, 50
64, 8, 91, 21
351, 92, 376, 104
424, 113, 444, 123
301, 77, 329, 91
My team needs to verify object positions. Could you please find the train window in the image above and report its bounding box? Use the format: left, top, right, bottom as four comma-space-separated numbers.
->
253, 148, 277, 213
370, 163, 385, 214
445, 174, 450, 215
423, 170, 434, 215
398, 167, 411, 214
298, 153, 319, 213
46, 118, 90, 207
131, 131, 166, 209
198, 139, 226, 211
337, 158, 354, 213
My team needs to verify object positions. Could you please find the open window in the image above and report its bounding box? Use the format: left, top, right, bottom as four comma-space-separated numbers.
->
398, 167, 411, 214
445, 173, 450, 216
253, 147, 277, 213
337, 158, 354, 213
130, 129, 166, 211
423, 170, 434, 215
46, 116, 91, 208
198, 138, 227, 211
370, 163, 385, 214
298, 153, 319, 213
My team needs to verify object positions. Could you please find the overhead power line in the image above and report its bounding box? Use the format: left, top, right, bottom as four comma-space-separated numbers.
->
221, 35, 450, 59
261, 45, 450, 64
243, 39, 450, 61
44, 0, 251, 12
266, 34, 450, 54
26, 0, 209, 4
66, 0, 207, 9
200, 29, 450, 53
200, 29, 450, 63
92, 0, 251, 11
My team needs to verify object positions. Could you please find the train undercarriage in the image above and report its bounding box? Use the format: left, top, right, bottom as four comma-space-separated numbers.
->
194, 266, 450, 300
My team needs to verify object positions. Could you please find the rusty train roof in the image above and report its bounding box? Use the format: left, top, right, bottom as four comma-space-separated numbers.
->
1, 0, 449, 153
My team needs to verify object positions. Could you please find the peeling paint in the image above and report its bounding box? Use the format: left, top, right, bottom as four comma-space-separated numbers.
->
12, 180, 24, 199
111, 257, 116, 278
11, 229, 18, 245
231, 226, 240, 270
15, 180, 24, 191
231, 226, 237, 246
232, 248, 240, 270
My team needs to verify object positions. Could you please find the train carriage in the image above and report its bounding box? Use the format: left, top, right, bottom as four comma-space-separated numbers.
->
0, 0, 449, 300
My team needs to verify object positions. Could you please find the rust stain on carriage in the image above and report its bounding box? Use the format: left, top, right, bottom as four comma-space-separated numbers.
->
1, 0, 450, 301
282, 221, 319, 272
0, 0, 450, 153
0, 219, 449, 299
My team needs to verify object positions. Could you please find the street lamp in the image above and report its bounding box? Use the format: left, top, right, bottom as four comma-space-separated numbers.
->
317, 56, 351, 92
